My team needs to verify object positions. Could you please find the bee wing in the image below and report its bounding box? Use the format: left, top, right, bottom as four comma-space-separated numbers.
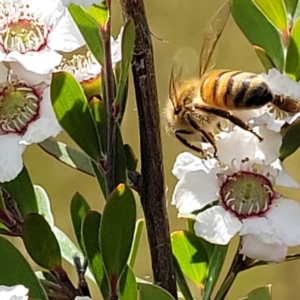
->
199, 0, 232, 77
169, 66, 183, 109
169, 66, 177, 109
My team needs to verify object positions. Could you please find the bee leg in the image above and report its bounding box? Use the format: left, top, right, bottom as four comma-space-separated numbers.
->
175, 130, 208, 158
272, 96, 300, 113
185, 117, 219, 159
195, 105, 264, 142
216, 121, 228, 132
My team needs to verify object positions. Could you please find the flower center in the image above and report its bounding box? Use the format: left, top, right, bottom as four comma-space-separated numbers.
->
0, 75, 40, 134
220, 171, 275, 217
57, 51, 101, 82
0, 2, 48, 53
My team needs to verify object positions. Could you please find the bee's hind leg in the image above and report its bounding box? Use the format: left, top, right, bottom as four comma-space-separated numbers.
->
194, 105, 264, 142
185, 117, 219, 160
272, 96, 300, 113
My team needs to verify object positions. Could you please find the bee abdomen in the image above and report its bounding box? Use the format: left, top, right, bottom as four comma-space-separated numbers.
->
200, 70, 273, 110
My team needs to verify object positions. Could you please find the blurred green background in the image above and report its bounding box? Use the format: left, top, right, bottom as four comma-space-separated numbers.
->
20, 0, 300, 299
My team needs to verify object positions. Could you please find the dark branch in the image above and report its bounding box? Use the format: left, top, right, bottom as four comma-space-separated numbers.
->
119, 0, 177, 298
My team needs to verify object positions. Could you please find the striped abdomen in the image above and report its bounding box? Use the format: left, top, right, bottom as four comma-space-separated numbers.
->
199, 70, 273, 110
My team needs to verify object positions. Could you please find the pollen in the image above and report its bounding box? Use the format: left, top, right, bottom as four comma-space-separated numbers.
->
0, 1, 48, 53
219, 171, 277, 217
0, 74, 40, 134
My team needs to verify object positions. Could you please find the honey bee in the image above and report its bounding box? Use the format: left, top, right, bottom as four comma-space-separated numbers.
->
165, 1, 300, 159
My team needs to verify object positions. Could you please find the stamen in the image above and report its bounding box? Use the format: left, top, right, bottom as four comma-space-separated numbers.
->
220, 171, 274, 217
0, 75, 41, 134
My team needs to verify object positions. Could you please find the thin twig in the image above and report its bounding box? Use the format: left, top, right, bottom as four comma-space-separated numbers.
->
102, 0, 117, 195
119, 0, 177, 298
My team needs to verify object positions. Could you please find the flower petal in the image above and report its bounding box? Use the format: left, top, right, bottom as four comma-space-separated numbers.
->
0, 284, 28, 299
20, 87, 61, 145
5, 50, 62, 75
194, 206, 242, 245
240, 234, 287, 262
260, 68, 300, 101
254, 125, 282, 164
251, 112, 284, 132
271, 160, 300, 189
0, 134, 25, 182
48, 10, 85, 52
240, 216, 281, 245
266, 198, 300, 246
217, 128, 256, 165
172, 169, 219, 213
10, 62, 51, 86
172, 152, 217, 179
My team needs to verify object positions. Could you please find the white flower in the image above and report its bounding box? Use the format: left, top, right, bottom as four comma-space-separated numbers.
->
216, 125, 282, 165
0, 63, 61, 182
56, 29, 122, 84
258, 68, 300, 125
260, 68, 300, 101
0, 285, 28, 300
172, 130, 300, 262
0, 0, 85, 74
74, 297, 92, 300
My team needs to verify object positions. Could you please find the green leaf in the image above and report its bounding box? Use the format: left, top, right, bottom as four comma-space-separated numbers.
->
35, 185, 54, 227
39, 138, 94, 176
129, 219, 144, 268
124, 144, 138, 171
253, 46, 276, 71
119, 265, 137, 300
89, 97, 127, 187
292, 1, 300, 21
171, 231, 209, 286
285, 18, 300, 80
139, 283, 176, 300
82, 210, 109, 299
70, 192, 91, 253
0, 189, 4, 210
253, 0, 288, 31
87, 3, 108, 28
100, 184, 136, 280
202, 245, 228, 300
232, 0, 284, 71
1, 167, 38, 217
68, 4, 104, 65
284, 0, 298, 17
91, 161, 107, 199
279, 121, 300, 159
115, 19, 135, 107
51, 72, 101, 161
0, 237, 47, 300
89, 96, 107, 154
22, 213, 61, 270
52, 226, 95, 283
248, 285, 272, 300
115, 126, 127, 185
173, 254, 194, 300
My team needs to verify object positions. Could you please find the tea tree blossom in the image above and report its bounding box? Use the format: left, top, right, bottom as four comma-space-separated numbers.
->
0, 0, 85, 74
0, 63, 61, 182
56, 30, 122, 84
254, 68, 300, 126
172, 128, 300, 262
0, 285, 28, 300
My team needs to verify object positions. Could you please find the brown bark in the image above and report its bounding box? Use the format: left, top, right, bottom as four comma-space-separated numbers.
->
119, 0, 177, 298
